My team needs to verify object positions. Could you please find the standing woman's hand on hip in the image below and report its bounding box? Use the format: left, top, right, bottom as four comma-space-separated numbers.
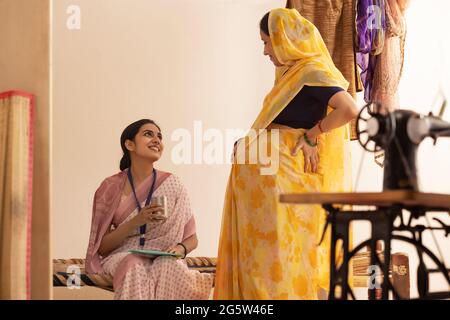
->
291, 134, 320, 173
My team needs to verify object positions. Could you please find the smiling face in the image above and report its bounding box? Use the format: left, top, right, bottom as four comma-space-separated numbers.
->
125, 123, 164, 163
260, 30, 283, 67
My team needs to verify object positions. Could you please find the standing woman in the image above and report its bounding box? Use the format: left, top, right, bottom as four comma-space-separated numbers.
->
214, 8, 358, 300
85, 119, 213, 300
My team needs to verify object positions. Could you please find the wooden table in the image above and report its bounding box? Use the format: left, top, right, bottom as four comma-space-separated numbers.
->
279, 190, 450, 300
280, 190, 450, 210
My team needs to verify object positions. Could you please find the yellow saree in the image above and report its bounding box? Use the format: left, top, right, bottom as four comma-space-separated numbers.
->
214, 8, 352, 300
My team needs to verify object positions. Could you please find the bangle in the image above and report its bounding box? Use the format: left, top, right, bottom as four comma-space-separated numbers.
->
303, 132, 317, 147
318, 119, 325, 134
177, 242, 187, 258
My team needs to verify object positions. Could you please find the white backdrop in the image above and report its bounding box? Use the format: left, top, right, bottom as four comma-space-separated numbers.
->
52, 0, 450, 298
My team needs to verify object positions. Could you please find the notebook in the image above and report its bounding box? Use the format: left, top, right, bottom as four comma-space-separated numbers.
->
128, 249, 182, 258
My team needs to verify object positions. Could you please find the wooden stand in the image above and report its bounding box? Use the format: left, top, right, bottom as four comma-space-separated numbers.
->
280, 191, 450, 300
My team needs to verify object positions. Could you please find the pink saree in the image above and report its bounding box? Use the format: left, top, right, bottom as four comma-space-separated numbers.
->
85, 169, 213, 300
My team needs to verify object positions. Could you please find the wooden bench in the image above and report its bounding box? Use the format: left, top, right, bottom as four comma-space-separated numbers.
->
53, 253, 409, 299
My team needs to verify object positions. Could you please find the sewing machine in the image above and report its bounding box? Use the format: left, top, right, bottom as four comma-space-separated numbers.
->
280, 103, 450, 300
357, 103, 450, 191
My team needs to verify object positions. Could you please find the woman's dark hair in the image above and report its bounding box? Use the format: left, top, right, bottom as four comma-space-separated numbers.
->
260, 11, 270, 36
120, 119, 161, 171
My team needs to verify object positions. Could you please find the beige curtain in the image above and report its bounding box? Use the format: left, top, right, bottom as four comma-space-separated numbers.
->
286, 0, 361, 139
0, 91, 34, 300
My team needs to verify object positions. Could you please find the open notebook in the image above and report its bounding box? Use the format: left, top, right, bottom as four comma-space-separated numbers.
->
129, 249, 182, 258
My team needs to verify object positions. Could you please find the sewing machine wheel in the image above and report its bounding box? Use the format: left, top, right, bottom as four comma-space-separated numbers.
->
356, 103, 382, 152
356, 103, 396, 152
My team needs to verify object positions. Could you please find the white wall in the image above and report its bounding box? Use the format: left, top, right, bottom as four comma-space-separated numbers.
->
52, 0, 450, 298
52, 0, 281, 258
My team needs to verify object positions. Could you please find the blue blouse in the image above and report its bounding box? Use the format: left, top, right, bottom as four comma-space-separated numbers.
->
272, 85, 344, 129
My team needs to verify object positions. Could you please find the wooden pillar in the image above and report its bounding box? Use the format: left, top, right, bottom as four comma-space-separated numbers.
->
0, 0, 52, 299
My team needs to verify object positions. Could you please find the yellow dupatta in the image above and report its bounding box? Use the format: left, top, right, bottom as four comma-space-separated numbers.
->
248, 8, 351, 193
251, 8, 349, 129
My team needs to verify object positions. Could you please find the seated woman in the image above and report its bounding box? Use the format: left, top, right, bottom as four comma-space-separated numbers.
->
85, 119, 213, 300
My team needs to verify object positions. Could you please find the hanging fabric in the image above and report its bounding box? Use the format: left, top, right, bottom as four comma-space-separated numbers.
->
355, 0, 387, 103
371, 0, 409, 112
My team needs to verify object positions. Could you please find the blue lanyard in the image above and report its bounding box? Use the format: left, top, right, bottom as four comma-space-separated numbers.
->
127, 168, 157, 247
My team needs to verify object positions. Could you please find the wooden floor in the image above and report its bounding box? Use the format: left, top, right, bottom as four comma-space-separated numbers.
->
53, 287, 114, 300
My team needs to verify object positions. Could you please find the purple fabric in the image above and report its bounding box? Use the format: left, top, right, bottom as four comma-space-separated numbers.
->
357, 53, 378, 102
356, 0, 387, 102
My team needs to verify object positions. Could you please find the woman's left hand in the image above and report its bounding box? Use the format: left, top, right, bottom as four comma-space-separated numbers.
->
166, 244, 186, 258
291, 134, 320, 173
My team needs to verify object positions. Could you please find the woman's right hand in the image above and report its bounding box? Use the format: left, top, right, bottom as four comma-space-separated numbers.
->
100, 204, 165, 257
131, 204, 166, 229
